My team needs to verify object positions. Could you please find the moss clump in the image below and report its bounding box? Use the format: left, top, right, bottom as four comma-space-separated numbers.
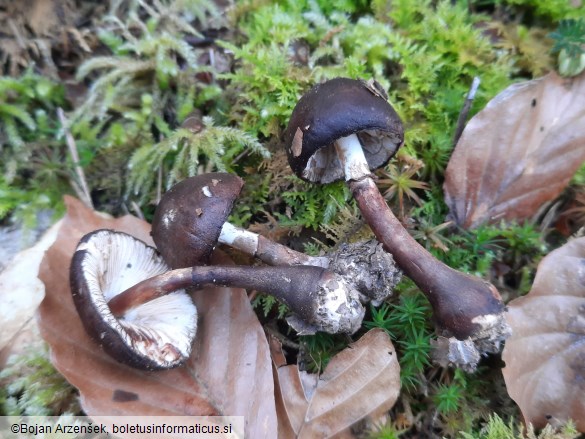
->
0, 346, 80, 416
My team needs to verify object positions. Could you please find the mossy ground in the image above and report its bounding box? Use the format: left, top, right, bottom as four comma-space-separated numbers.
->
1, 0, 584, 437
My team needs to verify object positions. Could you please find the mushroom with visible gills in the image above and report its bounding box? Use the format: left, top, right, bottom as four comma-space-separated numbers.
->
71, 230, 365, 369
284, 77, 510, 369
152, 172, 401, 305
70, 229, 198, 370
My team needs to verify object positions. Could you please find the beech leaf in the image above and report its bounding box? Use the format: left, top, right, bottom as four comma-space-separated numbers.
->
271, 329, 400, 438
0, 220, 61, 354
444, 71, 585, 229
502, 237, 585, 431
37, 196, 277, 438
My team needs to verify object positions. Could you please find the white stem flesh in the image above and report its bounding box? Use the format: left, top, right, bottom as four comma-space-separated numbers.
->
219, 222, 259, 254
218, 222, 326, 267
335, 134, 371, 181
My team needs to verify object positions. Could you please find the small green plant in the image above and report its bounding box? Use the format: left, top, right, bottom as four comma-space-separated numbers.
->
0, 72, 65, 180
0, 176, 62, 229
251, 294, 288, 320
128, 115, 269, 201
74, 0, 215, 121
299, 332, 348, 373
278, 180, 351, 229
0, 346, 80, 416
410, 217, 453, 253
502, 0, 584, 21
434, 380, 464, 415
0, 71, 70, 224
498, 221, 545, 259
219, 38, 312, 138
459, 414, 579, 439
69, 0, 229, 207
418, 130, 453, 182
549, 19, 585, 76
228, 173, 273, 227
367, 421, 406, 439
364, 288, 433, 390
377, 154, 429, 219
317, 199, 371, 247
493, 22, 553, 76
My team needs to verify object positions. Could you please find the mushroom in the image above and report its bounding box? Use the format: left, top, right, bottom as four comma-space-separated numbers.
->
70, 229, 198, 370
151, 172, 401, 304
284, 77, 510, 368
108, 260, 365, 336
72, 230, 365, 367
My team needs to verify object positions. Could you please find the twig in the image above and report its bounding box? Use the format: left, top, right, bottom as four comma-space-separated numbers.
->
156, 165, 163, 205
233, 148, 251, 164
58, 108, 94, 209
264, 324, 301, 350
131, 201, 145, 221
68, 180, 89, 205
8, 20, 26, 49
184, 36, 215, 47
452, 76, 480, 148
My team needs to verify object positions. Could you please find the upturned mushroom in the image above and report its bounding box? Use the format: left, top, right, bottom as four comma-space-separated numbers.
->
70, 229, 198, 370
151, 172, 401, 304
71, 230, 365, 369
284, 77, 510, 368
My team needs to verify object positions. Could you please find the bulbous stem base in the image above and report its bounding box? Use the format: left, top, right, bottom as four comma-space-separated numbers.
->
350, 177, 509, 351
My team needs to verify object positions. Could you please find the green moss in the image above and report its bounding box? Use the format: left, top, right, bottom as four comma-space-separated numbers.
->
367, 422, 406, 439
459, 414, 579, 439
502, 0, 584, 21
2, 0, 582, 435
251, 294, 289, 319
298, 332, 349, 373
364, 286, 433, 390
550, 19, 585, 76
0, 71, 69, 225
128, 116, 269, 201
0, 346, 80, 416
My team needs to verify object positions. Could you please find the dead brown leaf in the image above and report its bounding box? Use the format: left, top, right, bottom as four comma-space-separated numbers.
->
444, 71, 585, 229
0, 0, 102, 76
27, 0, 63, 36
502, 237, 585, 431
37, 196, 277, 438
0, 220, 61, 357
272, 329, 400, 438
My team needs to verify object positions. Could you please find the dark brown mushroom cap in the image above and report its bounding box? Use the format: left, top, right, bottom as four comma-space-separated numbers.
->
284, 77, 404, 183
70, 229, 197, 370
151, 173, 244, 268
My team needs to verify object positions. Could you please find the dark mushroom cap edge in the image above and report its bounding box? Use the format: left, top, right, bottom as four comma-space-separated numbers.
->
284, 77, 404, 183
70, 229, 197, 370
152, 173, 244, 269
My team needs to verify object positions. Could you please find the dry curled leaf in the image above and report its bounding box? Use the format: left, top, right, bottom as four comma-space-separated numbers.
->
37, 196, 277, 438
271, 329, 400, 438
0, 220, 61, 356
502, 237, 585, 431
444, 71, 585, 229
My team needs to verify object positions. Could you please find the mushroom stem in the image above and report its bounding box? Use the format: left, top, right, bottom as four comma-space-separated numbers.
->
218, 222, 327, 267
218, 221, 401, 304
335, 134, 505, 341
107, 268, 195, 316
108, 265, 365, 334
335, 134, 372, 181
152, 172, 398, 305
